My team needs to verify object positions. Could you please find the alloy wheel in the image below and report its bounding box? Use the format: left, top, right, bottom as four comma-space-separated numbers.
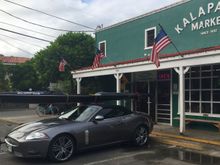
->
135, 126, 148, 146
50, 135, 74, 161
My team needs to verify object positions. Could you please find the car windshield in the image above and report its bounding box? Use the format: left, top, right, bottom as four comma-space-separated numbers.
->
59, 105, 101, 122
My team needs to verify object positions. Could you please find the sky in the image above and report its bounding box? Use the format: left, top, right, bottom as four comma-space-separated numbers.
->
0, 0, 181, 58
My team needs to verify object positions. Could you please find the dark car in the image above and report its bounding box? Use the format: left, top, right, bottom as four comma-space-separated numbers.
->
5, 104, 153, 162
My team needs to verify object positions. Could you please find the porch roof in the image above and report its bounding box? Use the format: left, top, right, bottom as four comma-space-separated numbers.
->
71, 46, 220, 79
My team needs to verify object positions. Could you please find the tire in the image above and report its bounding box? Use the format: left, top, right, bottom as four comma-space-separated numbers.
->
48, 134, 75, 162
133, 125, 149, 147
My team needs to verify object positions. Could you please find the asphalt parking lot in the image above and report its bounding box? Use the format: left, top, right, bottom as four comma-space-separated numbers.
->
1, 140, 220, 165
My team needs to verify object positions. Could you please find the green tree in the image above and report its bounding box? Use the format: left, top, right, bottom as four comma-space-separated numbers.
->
0, 62, 11, 91
0, 62, 4, 81
32, 32, 95, 93
0, 62, 5, 91
9, 61, 40, 91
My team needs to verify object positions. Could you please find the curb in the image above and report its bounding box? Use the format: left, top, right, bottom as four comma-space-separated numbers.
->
152, 131, 220, 147
151, 135, 203, 151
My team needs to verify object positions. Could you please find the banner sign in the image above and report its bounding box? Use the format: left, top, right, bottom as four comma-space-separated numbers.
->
175, 1, 220, 36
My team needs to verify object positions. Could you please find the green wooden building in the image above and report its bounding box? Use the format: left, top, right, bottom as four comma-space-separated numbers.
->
72, 0, 220, 133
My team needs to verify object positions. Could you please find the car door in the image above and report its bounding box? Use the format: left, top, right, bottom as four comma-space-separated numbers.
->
88, 107, 125, 146
111, 106, 134, 141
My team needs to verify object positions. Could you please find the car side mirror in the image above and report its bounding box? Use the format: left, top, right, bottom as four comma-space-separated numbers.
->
94, 115, 104, 121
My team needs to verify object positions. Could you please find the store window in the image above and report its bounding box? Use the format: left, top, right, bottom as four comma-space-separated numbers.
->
185, 64, 220, 116
213, 104, 220, 114
145, 27, 156, 49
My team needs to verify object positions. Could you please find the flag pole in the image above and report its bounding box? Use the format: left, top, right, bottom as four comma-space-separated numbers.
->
159, 24, 183, 57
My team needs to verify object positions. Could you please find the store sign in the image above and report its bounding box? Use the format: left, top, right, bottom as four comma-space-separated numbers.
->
158, 73, 171, 80
175, 1, 220, 35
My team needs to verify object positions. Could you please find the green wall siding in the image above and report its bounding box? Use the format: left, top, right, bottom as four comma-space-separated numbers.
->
96, 0, 220, 64
96, 0, 220, 128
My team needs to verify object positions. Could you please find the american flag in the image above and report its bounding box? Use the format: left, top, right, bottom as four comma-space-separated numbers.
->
92, 49, 105, 69
58, 58, 67, 72
150, 27, 171, 68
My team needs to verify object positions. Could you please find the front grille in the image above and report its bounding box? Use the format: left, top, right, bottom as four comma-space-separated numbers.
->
5, 137, 19, 146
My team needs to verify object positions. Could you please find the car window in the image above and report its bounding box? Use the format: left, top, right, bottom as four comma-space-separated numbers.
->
75, 106, 100, 122
59, 105, 101, 122
115, 106, 132, 116
97, 108, 116, 119
96, 106, 132, 119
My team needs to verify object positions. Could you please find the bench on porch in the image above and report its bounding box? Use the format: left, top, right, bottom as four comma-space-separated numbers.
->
175, 117, 220, 131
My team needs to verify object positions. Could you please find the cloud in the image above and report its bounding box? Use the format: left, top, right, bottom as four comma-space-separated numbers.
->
0, 0, 181, 57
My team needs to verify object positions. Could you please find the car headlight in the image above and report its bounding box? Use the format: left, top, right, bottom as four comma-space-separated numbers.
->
25, 132, 49, 140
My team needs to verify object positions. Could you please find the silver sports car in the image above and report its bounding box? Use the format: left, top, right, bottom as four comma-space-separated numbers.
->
5, 104, 153, 162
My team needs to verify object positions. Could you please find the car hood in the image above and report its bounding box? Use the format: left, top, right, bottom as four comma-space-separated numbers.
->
8, 118, 74, 140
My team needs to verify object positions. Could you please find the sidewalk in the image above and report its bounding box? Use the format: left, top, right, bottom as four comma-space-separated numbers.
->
152, 124, 220, 157
153, 124, 220, 143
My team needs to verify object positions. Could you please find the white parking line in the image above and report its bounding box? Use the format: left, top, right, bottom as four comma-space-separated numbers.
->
84, 151, 154, 165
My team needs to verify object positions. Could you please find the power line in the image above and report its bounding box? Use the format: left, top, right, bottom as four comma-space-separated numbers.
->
0, 33, 45, 48
0, 9, 74, 32
0, 9, 95, 33
0, 37, 33, 56
0, 21, 57, 38
0, 27, 52, 42
3, 0, 95, 30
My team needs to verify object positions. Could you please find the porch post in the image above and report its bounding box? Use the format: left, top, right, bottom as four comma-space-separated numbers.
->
114, 73, 123, 105
179, 66, 185, 134
76, 78, 82, 106
174, 66, 190, 134
131, 73, 134, 111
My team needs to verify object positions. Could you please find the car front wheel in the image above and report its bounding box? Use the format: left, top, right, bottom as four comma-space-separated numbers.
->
48, 134, 75, 162
133, 125, 149, 146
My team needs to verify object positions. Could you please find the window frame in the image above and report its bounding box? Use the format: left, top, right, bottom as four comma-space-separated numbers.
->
183, 65, 220, 117
144, 27, 156, 50
98, 40, 106, 57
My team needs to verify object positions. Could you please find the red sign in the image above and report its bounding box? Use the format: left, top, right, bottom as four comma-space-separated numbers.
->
158, 73, 171, 80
